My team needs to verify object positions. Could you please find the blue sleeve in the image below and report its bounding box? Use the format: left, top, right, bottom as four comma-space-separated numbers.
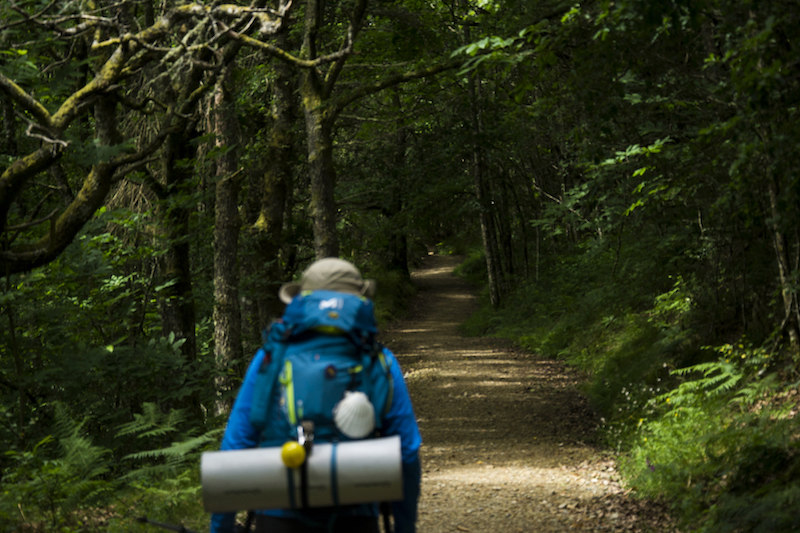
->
210, 350, 266, 533
392, 457, 422, 533
381, 347, 422, 462
209, 512, 236, 533
380, 347, 422, 533
220, 349, 266, 451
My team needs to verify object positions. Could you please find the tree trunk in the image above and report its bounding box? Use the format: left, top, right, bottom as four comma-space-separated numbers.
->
154, 53, 213, 365
298, 0, 361, 259
2, 276, 25, 445
388, 88, 410, 277
159, 127, 198, 362
252, 36, 296, 323
302, 83, 339, 258
767, 177, 800, 352
1, 95, 15, 155
212, 67, 243, 414
467, 73, 501, 307
496, 171, 515, 280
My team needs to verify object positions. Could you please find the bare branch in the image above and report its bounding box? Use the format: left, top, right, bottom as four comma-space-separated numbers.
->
321, 0, 367, 93
1, 0, 58, 31
0, 146, 63, 236
0, 0, 294, 275
24, 122, 68, 148
331, 58, 463, 117
5, 208, 58, 233
173, 2, 288, 35
224, 25, 351, 69
322, 25, 355, 89
6, 4, 118, 37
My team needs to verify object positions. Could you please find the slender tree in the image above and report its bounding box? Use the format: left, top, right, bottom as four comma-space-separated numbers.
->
212, 65, 243, 411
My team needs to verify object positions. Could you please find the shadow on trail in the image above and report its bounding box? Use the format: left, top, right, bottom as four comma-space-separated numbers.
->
381, 255, 673, 532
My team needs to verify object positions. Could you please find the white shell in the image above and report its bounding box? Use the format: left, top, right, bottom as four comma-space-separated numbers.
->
333, 391, 376, 439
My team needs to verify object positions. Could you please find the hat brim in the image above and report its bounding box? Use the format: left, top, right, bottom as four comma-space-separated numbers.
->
278, 281, 302, 304
361, 279, 376, 300
278, 279, 376, 304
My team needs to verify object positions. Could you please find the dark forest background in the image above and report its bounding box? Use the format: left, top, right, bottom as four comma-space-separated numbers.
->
2, 1, 799, 531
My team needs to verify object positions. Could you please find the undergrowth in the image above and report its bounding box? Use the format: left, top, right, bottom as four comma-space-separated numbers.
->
623, 343, 800, 532
0, 257, 414, 533
1, 402, 216, 532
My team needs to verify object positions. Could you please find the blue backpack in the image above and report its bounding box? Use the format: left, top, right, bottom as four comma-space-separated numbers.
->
248, 290, 394, 446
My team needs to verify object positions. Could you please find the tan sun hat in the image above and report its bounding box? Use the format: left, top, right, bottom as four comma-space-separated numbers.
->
278, 257, 376, 304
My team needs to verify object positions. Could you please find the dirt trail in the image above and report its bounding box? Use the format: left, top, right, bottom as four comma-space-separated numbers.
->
382, 255, 674, 533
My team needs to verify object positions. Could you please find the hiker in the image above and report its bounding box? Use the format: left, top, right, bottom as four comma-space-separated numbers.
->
209, 258, 422, 533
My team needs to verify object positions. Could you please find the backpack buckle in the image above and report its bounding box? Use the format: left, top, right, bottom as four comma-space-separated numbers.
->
298, 421, 315, 455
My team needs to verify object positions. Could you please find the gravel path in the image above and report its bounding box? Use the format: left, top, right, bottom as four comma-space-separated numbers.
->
382, 255, 676, 533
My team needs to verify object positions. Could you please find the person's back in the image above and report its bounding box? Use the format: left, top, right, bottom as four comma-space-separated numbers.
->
209, 258, 422, 533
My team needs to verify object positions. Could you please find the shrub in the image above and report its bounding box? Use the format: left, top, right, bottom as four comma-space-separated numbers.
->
0, 405, 113, 531
621, 343, 800, 531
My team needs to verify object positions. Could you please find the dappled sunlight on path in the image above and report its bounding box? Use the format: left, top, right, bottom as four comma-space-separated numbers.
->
382, 255, 673, 532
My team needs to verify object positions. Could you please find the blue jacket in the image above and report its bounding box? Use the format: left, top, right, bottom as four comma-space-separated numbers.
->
210, 344, 422, 533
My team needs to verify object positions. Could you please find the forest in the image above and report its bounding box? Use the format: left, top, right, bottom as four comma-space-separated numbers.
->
1, 0, 799, 531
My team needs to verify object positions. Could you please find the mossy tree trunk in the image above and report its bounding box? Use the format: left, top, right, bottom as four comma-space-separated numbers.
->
251, 32, 298, 323
298, 0, 368, 259
212, 66, 243, 413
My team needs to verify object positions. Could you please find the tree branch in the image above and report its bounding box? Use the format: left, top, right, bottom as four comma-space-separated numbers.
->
322, 0, 367, 95
23, 121, 68, 148
0, 147, 63, 235
330, 58, 463, 117
222, 25, 351, 69
0, 1, 289, 275
0, 73, 54, 129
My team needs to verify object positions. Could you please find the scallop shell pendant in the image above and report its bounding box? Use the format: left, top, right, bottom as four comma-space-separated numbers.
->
333, 391, 376, 439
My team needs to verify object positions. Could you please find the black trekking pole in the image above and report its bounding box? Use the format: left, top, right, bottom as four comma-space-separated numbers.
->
380, 502, 393, 533
137, 514, 254, 533
136, 516, 199, 533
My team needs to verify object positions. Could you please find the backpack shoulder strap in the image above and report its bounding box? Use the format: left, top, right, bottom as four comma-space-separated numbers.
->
367, 344, 395, 431
248, 320, 292, 430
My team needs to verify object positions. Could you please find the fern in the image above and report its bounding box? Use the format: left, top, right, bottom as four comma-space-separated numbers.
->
625, 340, 800, 532
653, 342, 776, 411
732, 373, 781, 409
123, 432, 219, 467
1, 404, 114, 530
121, 429, 221, 483
669, 360, 742, 398
116, 402, 188, 439
115, 402, 220, 481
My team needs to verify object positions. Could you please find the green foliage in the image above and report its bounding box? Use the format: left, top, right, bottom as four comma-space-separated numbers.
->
104, 404, 219, 533
105, 468, 207, 533
622, 343, 800, 531
118, 402, 220, 481
0, 401, 217, 532
368, 267, 417, 326
1, 405, 113, 531
3, 0, 800, 530
453, 247, 486, 281
0, 201, 218, 529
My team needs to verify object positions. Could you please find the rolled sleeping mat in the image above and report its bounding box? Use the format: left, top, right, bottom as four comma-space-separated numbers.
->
201, 435, 403, 513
